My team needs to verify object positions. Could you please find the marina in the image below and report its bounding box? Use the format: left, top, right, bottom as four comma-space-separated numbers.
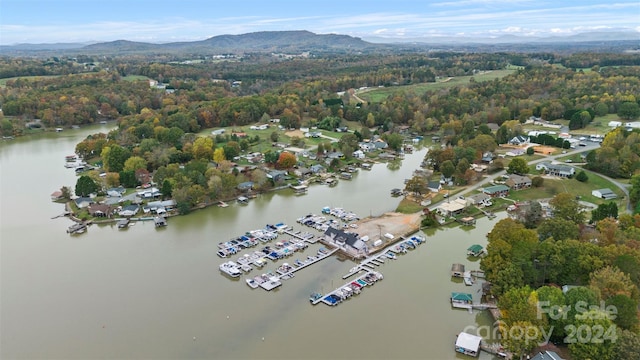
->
316, 271, 384, 306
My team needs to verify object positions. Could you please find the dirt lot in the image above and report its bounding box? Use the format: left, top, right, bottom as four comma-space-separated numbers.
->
350, 212, 422, 250
284, 130, 305, 138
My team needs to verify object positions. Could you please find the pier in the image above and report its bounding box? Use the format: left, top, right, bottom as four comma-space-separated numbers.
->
314, 271, 384, 306
277, 247, 339, 280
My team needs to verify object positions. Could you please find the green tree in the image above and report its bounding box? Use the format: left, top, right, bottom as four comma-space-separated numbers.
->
606, 294, 639, 330
161, 179, 173, 198
440, 160, 455, 179
385, 133, 404, 151
613, 330, 640, 359
405, 176, 427, 196
1, 118, 14, 137
526, 146, 534, 155
75, 175, 98, 197
576, 170, 588, 182
591, 202, 618, 223
630, 174, 640, 209
270, 131, 279, 142
523, 201, 543, 229
537, 217, 579, 241
568, 309, 617, 360
589, 266, 639, 302
549, 192, 585, 224
618, 101, 640, 120
123, 156, 147, 172
101, 145, 131, 173
532, 176, 544, 187
119, 170, 138, 188
192, 136, 214, 160
507, 157, 529, 175
60, 186, 72, 200
222, 141, 240, 160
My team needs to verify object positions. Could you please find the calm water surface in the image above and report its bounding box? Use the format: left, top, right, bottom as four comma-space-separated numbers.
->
1, 127, 502, 359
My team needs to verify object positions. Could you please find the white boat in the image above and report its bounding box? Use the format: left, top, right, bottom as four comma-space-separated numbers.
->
219, 261, 242, 278
246, 278, 259, 289
385, 252, 397, 260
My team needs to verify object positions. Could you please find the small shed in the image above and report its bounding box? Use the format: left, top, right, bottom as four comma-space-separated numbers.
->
455, 332, 482, 357
451, 263, 465, 277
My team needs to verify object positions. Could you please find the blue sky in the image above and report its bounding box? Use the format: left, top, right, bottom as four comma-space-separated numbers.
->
1, 0, 638, 45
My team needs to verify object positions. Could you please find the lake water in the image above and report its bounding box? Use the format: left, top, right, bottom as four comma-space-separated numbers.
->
1, 126, 503, 359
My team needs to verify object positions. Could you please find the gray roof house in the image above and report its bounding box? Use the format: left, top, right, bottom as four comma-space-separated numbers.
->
74, 197, 94, 209
530, 350, 564, 360
509, 135, 529, 145
535, 162, 575, 178
427, 181, 442, 193
237, 181, 254, 191
310, 164, 325, 174
324, 227, 366, 257
118, 204, 139, 217
466, 193, 492, 207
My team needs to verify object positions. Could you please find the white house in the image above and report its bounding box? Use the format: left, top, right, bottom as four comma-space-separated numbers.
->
536, 162, 575, 178
609, 121, 622, 128
352, 150, 365, 159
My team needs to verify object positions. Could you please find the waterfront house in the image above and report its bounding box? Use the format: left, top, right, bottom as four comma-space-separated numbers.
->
267, 170, 287, 183
145, 200, 176, 214
74, 197, 94, 209
310, 164, 325, 174
118, 205, 139, 217
592, 188, 617, 200
451, 263, 465, 277
505, 174, 532, 190
437, 199, 467, 217
88, 203, 112, 217
466, 193, 492, 207
323, 227, 366, 256
237, 181, 254, 192
482, 185, 509, 198
358, 142, 376, 152
535, 162, 575, 178
455, 332, 482, 358
352, 150, 365, 159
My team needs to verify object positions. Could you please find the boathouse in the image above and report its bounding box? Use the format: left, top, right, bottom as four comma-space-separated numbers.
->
451, 263, 465, 277
455, 332, 481, 357
451, 292, 473, 306
459, 217, 476, 226
467, 244, 484, 257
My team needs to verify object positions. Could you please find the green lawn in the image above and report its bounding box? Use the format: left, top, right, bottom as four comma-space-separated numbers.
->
508, 170, 626, 208
359, 69, 516, 103
122, 75, 151, 82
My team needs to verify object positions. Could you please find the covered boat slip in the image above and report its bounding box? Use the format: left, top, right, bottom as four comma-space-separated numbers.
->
290, 184, 308, 195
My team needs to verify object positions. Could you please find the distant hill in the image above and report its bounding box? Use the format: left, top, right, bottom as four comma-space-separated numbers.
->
81, 30, 377, 54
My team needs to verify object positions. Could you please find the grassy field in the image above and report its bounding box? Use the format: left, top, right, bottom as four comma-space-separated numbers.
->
0, 74, 62, 87
508, 170, 626, 209
122, 75, 150, 82
359, 69, 516, 103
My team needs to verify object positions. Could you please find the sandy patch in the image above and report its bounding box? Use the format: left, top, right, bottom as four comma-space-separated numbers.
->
351, 212, 422, 247
285, 130, 305, 138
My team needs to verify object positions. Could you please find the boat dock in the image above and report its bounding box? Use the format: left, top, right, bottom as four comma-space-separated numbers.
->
315, 271, 384, 306
342, 235, 425, 279
480, 341, 511, 359
277, 247, 339, 280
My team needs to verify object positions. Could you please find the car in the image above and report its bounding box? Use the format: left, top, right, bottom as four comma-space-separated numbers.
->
565, 159, 573, 163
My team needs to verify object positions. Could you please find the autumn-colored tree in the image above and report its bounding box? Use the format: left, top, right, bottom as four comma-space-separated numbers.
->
276, 152, 296, 169
213, 147, 225, 164
192, 136, 214, 160
589, 266, 640, 301
123, 156, 147, 172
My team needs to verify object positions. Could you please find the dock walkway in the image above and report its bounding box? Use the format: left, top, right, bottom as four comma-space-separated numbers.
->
277, 247, 339, 280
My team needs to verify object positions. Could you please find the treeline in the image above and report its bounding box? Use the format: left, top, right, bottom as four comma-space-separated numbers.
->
481, 192, 640, 359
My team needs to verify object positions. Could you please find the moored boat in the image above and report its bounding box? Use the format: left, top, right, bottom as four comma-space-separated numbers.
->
219, 261, 242, 278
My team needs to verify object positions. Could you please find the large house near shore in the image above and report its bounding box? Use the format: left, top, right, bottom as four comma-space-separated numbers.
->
505, 174, 532, 190
323, 227, 367, 257
535, 162, 575, 178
